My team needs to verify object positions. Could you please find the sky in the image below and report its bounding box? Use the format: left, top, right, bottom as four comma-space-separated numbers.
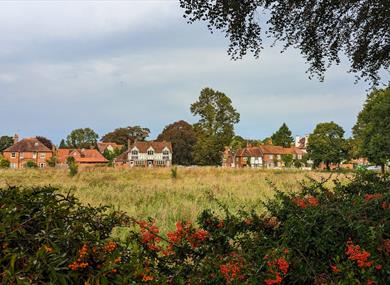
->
1, 1, 388, 144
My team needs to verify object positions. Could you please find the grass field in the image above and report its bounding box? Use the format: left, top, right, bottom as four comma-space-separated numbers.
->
0, 167, 344, 232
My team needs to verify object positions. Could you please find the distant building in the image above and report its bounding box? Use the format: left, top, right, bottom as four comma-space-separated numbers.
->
295, 135, 309, 149
97, 142, 123, 154
223, 144, 306, 169
2, 135, 54, 168
57, 148, 108, 166
115, 141, 172, 167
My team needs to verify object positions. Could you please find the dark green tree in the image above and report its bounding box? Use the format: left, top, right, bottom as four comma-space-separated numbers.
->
101, 126, 150, 146
353, 87, 390, 174
271, 123, 294, 147
66, 156, 78, 177
66, 128, 99, 149
307, 122, 346, 170
59, 139, 67, 149
25, 160, 38, 169
180, 0, 390, 84
0, 136, 13, 152
156, 120, 197, 165
191, 87, 240, 165
36, 136, 53, 150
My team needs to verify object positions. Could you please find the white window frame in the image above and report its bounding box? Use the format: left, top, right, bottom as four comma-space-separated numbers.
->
147, 149, 154, 155
32, 152, 37, 159
11, 152, 16, 158
40, 153, 46, 159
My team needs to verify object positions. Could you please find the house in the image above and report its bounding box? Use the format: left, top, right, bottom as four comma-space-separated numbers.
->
115, 141, 172, 167
57, 148, 108, 166
2, 135, 54, 168
224, 144, 306, 168
97, 142, 123, 154
295, 135, 309, 149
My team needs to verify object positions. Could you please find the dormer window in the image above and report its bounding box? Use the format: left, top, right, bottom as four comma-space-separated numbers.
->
162, 150, 169, 155
162, 149, 170, 160
147, 149, 154, 155
131, 150, 138, 155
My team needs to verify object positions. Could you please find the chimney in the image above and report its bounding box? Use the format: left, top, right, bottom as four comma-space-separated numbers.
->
13, 134, 19, 144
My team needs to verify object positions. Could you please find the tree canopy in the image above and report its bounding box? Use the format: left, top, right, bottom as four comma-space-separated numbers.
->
353, 87, 390, 173
271, 123, 294, 148
307, 122, 346, 169
191, 87, 240, 165
101, 126, 150, 146
0, 136, 13, 152
157, 120, 197, 165
66, 128, 99, 149
180, 0, 390, 84
36, 136, 54, 150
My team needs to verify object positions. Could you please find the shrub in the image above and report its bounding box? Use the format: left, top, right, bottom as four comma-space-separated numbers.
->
171, 166, 178, 179
47, 156, 57, 167
25, 160, 38, 168
0, 172, 389, 284
66, 156, 78, 177
0, 156, 10, 168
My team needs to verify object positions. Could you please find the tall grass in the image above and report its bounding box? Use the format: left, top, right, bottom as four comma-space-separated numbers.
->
0, 167, 343, 232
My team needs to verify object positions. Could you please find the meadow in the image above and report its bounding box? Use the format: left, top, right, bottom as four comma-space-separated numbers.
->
0, 167, 344, 232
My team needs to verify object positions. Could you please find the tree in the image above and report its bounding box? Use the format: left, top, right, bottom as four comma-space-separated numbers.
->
47, 156, 57, 168
0, 156, 10, 168
282, 154, 294, 168
102, 148, 123, 167
25, 160, 38, 168
353, 87, 390, 174
156, 120, 197, 165
180, 0, 389, 84
36, 136, 53, 150
101, 126, 150, 146
191, 87, 240, 165
271, 123, 294, 148
67, 156, 78, 177
0, 136, 13, 152
59, 139, 67, 149
307, 122, 346, 170
66, 128, 99, 149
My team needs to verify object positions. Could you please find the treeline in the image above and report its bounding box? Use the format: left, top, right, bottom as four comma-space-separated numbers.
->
1, 86, 390, 170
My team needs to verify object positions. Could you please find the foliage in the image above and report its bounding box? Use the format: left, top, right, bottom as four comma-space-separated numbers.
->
47, 156, 57, 168
66, 156, 78, 177
101, 126, 150, 146
281, 154, 293, 168
156, 120, 197, 165
25, 160, 38, 168
0, 136, 13, 152
307, 122, 346, 169
293, 158, 303, 169
179, 0, 390, 84
230, 135, 246, 152
271, 123, 294, 148
66, 128, 99, 149
0, 156, 10, 168
59, 139, 67, 149
353, 87, 390, 174
1, 173, 388, 284
191, 87, 240, 165
102, 148, 123, 167
36, 136, 54, 150
171, 166, 178, 179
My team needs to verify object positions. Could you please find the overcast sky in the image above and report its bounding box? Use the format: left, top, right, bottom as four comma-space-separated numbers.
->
1, 1, 388, 144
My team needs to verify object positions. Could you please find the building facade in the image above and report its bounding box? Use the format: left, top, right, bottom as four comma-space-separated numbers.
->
2, 136, 54, 168
115, 141, 172, 167
57, 148, 108, 166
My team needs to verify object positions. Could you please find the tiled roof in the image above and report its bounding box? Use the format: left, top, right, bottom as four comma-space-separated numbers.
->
97, 142, 123, 153
57, 148, 108, 164
3, 137, 52, 152
130, 141, 172, 153
235, 145, 305, 157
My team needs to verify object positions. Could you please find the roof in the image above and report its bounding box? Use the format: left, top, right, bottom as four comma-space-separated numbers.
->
236, 145, 305, 157
97, 142, 123, 153
3, 137, 52, 153
115, 141, 172, 163
57, 148, 108, 164
130, 141, 172, 153
236, 147, 263, 157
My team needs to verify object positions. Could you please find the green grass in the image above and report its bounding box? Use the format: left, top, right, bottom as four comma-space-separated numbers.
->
0, 167, 343, 232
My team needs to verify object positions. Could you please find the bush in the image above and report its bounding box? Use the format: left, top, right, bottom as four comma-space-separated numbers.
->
66, 156, 78, 177
47, 156, 57, 167
0, 157, 10, 168
25, 160, 38, 168
1, 173, 389, 284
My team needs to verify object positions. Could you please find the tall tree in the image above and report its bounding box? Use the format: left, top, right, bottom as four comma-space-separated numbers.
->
66, 128, 99, 149
59, 139, 67, 149
180, 0, 389, 84
191, 87, 240, 165
101, 126, 150, 146
271, 123, 294, 147
156, 120, 197, 165
36, 136, 53, 150
307, 122, 346, 169
0, 136, 13, 152
353, 87, 390, 174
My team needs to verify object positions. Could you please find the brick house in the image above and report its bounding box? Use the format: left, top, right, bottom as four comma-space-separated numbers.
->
115, 141, 172, 167
224, 145, 306, 168
2, 135, 54, 168
57, 148, 108, 166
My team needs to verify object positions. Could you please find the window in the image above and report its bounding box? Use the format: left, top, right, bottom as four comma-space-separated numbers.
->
131, 150, 138, 155
157, 160, 165, 166
32, 152, 37, 159
20, 152, 24, 159
11, 152, 16, 158
298, 155, 302, 160
39, 163, 45, 168
162, 150, 169, 155
162, 150, 170, 161
147, 149, 154, 155
10, 163, 17, 169
40, 153, 46, 159
277, 155, 281, 160
269, 154, 273, 159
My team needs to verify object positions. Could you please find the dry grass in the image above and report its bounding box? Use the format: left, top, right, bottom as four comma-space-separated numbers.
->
0, 167, 343, 232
